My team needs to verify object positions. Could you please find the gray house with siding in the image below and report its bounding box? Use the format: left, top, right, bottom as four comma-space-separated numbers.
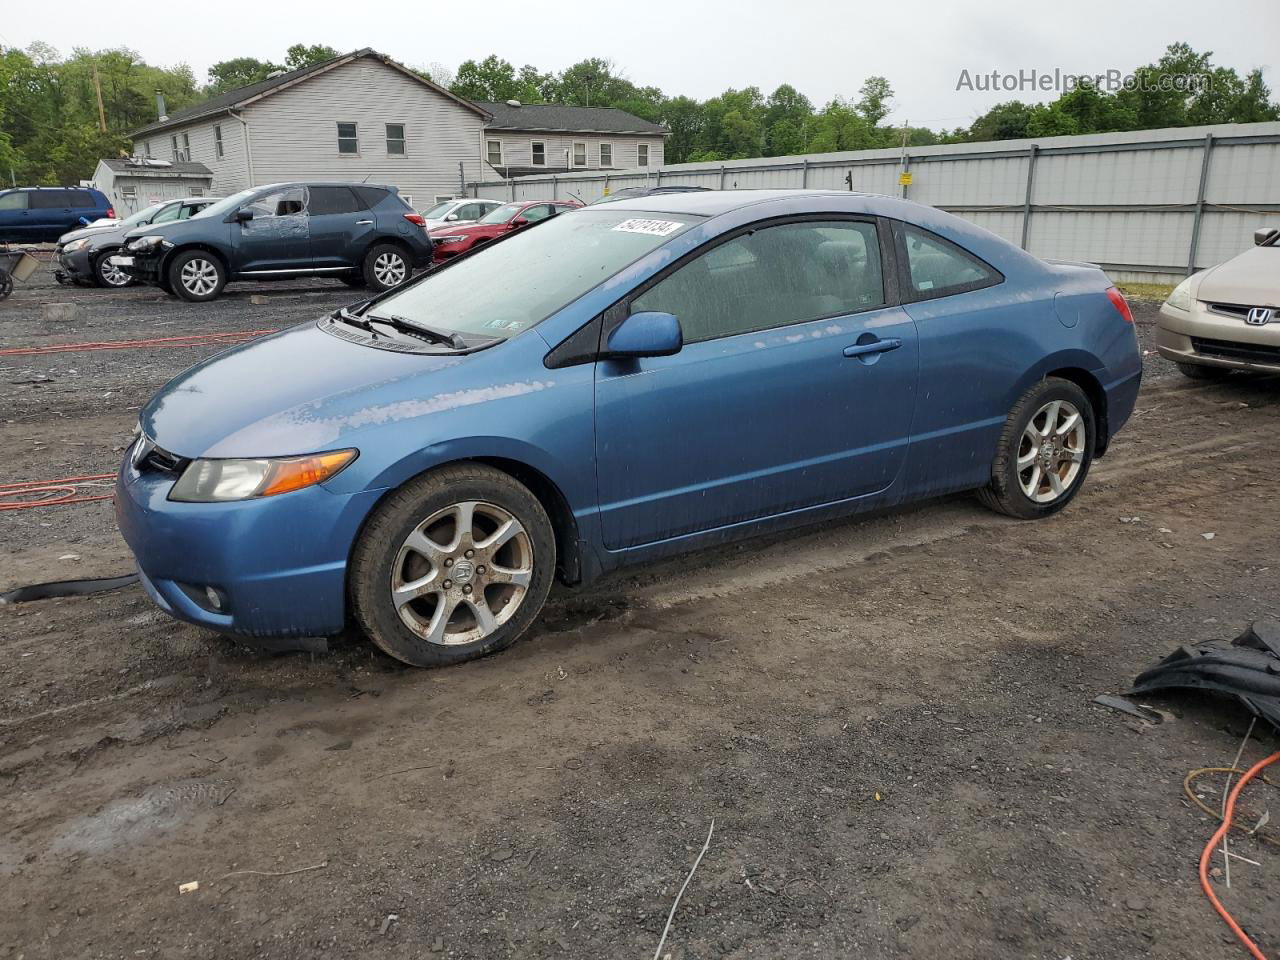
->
476, 101, 667, 177
129, 49, 494, 211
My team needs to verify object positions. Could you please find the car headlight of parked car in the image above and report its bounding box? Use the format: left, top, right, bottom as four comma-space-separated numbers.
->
169, 450, 358, 503
434, 235, 466, 244
127, 235, 171, 253
1164, 275, 1196, 312
62, 237, 92, 254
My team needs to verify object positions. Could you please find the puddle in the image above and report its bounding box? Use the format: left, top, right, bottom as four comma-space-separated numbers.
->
51, 778, 233, 856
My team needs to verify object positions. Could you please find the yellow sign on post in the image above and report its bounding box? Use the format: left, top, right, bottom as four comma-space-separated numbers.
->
898, 171, 913, 187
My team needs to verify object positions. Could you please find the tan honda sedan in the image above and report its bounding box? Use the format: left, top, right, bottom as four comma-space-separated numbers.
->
1155, 227, 1280, 379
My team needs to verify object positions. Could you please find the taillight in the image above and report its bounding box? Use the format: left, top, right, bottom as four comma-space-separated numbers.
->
1105, 286, 1134, 324
106, 206, 115, 218
403, 213, 426, 227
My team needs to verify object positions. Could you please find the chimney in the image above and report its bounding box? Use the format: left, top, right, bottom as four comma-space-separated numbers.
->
155, 91, 168, 122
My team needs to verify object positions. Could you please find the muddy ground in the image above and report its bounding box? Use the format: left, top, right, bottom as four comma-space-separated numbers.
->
1, 263, 1278, 960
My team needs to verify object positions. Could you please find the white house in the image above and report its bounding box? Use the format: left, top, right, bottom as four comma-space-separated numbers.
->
475, 101, 668, 178
128, 49, 494, 211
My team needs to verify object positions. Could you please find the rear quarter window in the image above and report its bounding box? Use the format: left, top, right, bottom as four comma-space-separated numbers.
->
354, 186, 392, 209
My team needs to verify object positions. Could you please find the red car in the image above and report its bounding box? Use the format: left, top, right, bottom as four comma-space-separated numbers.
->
429, 199, 581, 262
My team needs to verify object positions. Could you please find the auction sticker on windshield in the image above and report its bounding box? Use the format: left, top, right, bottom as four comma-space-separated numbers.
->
612, 218, 685, 237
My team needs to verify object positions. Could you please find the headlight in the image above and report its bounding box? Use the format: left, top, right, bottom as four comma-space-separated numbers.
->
127, 235, 168, 253
63, 237, 91, 253
169, 449, 357, 503
434, 235, 466, 244
1165, 276, 1195, 312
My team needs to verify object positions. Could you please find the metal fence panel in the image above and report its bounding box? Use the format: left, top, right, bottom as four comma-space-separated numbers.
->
467, 121, 1280, 281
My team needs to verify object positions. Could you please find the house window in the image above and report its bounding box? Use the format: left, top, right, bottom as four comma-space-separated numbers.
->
486, 139, 503, 167
638, 143, 650, 167
214, 125, 224, 159
142, 141, 151, 157
531, 141, 546, 166
337, 122, 358, 154
120, 185, 136, 199
170, 135, 178, 160
178, 133, 190, 162
599, 143, 613, 167
573, 142, 587, 167
386, 123, 406, 156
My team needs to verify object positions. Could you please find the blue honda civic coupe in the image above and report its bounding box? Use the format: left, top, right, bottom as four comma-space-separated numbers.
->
116, 190, 1141, 667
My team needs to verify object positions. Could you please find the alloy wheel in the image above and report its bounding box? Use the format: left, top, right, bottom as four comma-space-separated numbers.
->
373, 252, 407, 287
180, 258, 219, 296
1017, 399, 1087, 503
390, 500, 534, 646
99, 256, 130, 287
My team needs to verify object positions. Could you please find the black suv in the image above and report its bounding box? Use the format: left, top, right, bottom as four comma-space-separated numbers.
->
118, 182, 433, 302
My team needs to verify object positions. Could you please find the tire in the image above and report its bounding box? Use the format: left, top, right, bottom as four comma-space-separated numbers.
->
0, 273, 11, 301
168, 249, 226, 302
349, 464, 555, 667
1177, 362, 1232, 381
977, 377, 1096, 520
363, 243, 411, 292
93, 249, 132, 288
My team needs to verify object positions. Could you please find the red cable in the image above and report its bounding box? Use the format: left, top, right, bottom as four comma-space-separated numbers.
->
0, 473, 116, 511
0, 329, 278, 358
1199, 750, 1280, 960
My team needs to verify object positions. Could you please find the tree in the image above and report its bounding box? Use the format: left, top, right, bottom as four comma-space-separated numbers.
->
206, 57, 281, 93
450, 55, 525, 103
284, 44, 339, 71
661, 95, 704, 163
764, 84, 813, 155
556, 58, 634, 107
855, 76, 893, 127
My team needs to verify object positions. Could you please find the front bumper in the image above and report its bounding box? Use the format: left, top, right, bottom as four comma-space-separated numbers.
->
56, 247, 94, 283
1155, 302, 1280, 374
115, 447, 385, 638
118, 251, 166, 285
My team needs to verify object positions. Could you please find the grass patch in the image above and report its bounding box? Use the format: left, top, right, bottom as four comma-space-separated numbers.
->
1118, 282, 1173, 303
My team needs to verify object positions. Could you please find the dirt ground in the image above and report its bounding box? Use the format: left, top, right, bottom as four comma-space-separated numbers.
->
1, 262, 1278, 960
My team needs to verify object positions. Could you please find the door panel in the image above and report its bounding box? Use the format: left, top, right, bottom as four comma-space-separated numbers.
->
308, 185, 370, 268
233, 186, 311, 273
593, 218, 918, 550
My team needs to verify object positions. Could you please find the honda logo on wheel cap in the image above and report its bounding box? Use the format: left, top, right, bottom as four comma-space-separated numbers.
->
1245, 307, 1274, 326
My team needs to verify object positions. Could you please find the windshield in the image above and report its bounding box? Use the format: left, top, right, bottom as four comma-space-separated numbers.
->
190, 187, 259, 221
479, 202, 523, 225
120, 201, 170, 226
370, 210, 701, 339
423, 200, 456, 219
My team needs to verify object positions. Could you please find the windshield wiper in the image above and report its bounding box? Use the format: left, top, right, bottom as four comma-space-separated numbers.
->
365, 312, 468, 350
331, 305, 382, 338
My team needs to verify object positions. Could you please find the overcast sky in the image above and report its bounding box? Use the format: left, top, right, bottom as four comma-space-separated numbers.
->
4, 0, 1277, 129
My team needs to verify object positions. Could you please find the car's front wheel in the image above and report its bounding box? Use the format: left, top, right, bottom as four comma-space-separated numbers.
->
363, 243, 411, 292
1177, 362, 1233, 381
93, 250, 132, 288
350, 464, 555, 667
169, 250, 226, 302
978, 377, 1096, 520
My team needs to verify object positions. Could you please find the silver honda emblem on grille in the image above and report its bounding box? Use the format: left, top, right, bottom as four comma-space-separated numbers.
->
1246, 307, 1273, 326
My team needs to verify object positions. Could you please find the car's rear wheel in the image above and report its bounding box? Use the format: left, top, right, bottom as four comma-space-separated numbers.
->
978, 377, 1095, 520
1177, 362, 1233, 381
93, 250, 132, 288
169, 250, 226, 302
350, 464, 555, 667
364, 243, 410, 292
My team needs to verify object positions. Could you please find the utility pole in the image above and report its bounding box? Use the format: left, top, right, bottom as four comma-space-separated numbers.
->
93, 65, 107, 133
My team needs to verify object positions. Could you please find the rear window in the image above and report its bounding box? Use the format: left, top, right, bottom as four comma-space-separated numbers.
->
309, 185, 363, 215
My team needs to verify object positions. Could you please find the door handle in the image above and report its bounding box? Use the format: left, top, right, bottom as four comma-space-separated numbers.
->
355, 219, 373, 225
843, 337, 902, 358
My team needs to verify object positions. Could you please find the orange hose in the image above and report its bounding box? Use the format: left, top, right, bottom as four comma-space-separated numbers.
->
0, 329, 278, 358
1199, 750, 1280, 960
0, 473, 116, 511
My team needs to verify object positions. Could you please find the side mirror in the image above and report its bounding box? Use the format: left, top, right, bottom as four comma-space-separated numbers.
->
233, 207, 254, 223
1255, 227, 1279, 247
606, 311, 683, 359
511, 217, 529, 227
445, 213, 459, 221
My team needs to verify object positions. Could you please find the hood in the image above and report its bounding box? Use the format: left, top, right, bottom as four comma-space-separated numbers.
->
58, 222, 124, 246
430, 223, 505, 239
1196, 246, 1280, 307
140, 321, 480, 459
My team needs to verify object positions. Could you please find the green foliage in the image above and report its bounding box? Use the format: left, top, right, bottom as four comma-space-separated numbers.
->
451, 55, 549, 104
284, 44, 339, 71
206, 57, 281, 94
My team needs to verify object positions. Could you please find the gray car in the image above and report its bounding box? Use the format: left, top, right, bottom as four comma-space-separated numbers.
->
56, 196, 220, 288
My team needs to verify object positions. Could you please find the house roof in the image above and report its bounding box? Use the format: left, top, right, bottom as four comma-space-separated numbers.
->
99, 158, 214, 179
130, 49, 489, 138
477, 101, 667, 136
